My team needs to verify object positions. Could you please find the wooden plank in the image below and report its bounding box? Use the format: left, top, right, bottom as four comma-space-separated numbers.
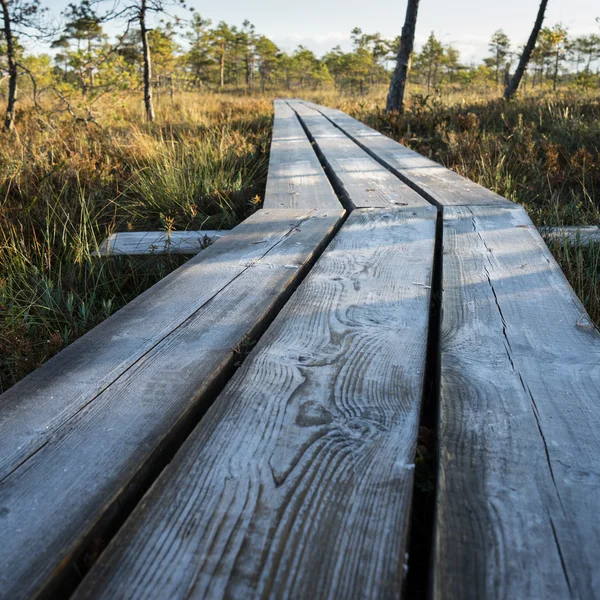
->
540, 225, 600, 246
287, 100, 429, 210
303, 101, 514, 208
0, 209, 328, 482
74, 206, 437, 600
263, 100, 341, 210
435, 205, 600, 599
94, 230, 224, 256
0, 207, 344, 600
0, 209, 330, 482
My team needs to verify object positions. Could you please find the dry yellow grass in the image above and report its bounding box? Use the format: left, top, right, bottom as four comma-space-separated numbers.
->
1, 88, 598, 391
0, 93, 272, 390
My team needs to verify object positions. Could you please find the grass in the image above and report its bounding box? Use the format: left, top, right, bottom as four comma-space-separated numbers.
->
1, 87, 599, 391
0, 94, 271, 391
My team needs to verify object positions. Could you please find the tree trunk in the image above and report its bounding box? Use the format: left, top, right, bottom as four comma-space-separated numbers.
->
247, 54, 254, 90
553, 51, 559, 91
504, 0, 548, 100
140, 0, 155, 122
1, 0, 18, 132
88, 36, 95, 91
386, 0, 420, 113
220, 46, 225, 88
496, 50, 500, 85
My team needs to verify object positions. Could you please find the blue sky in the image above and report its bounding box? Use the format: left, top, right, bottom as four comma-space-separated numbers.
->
46, 0, 599, 63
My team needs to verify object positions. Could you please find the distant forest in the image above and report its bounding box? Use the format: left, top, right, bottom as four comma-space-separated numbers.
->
1, 1, 599, 104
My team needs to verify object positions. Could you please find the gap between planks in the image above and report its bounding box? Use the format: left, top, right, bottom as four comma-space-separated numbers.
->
0, 207, 344, 600
73, 206, 437, 600
301, 100, 515, 209
263, 99, 342, 210
287, 100, 430, 210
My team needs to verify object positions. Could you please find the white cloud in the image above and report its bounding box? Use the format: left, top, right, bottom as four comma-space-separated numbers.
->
269, 31, 352, 55
412, 31, 492, 64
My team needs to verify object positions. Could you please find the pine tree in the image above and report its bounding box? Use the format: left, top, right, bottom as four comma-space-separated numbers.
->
185, 13, 212, 88
107, 0, 186, 121
488, 30, 511, 85
0, 0, 48, 131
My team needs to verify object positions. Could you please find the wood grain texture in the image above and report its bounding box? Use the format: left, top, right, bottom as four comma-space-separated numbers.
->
287, 100, 429, 210
0, 209, 326, 483
263, 100, 341, 210
94, 230, 224, 256
303, 101, 514, 208
74, 206, 437, 600
436, 205, 600, 599
0, 207, 343, 600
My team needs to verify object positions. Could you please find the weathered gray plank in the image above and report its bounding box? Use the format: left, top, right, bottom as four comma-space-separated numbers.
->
74, 206, 437, 600
94, 230, 223, 256
263, 100, 341, 210
0, 209, 330, 483
304, 101, 514, 208
287, 100, 429, 210
540, 225, 600, 247
0, 207, 343, 600
435, 205, 600, 599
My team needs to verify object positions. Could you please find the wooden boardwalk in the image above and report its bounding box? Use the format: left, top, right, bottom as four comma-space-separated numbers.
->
1, 99, 599, 600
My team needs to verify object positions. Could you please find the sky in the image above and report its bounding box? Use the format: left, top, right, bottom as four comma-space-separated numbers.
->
45, 0, 600, 63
